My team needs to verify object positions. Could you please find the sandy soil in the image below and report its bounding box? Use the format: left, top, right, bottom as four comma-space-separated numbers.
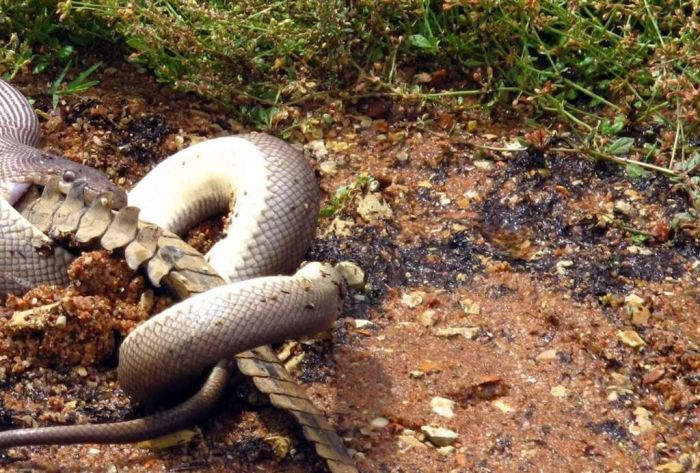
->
0, 58, 698, 473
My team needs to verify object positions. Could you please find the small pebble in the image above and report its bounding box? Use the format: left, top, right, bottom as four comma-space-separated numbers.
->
629, 406, 653, 436
437, 445, 456, 456
420, 425, 459, 447
401, 291, 425, 308
492, 399, 515, 413
434, 326, 480, 340
264, 435, 292, 459
306, 139, 328, 159
459, 298, 481, 315
356, 192, 392, 221
536, 349, 558, 362
336, 261, 365, 289
617, 330, 645, 348
319, 160, 337, 175
371, 416, 389, 429
353, 319, 376, 329
398, 434, 428, 450
655, 462, 684, 473
430, 397, 455, 418
419, 309, 437, 327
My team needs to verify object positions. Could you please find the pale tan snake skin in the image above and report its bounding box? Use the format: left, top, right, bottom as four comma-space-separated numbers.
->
0, 79, 354, 471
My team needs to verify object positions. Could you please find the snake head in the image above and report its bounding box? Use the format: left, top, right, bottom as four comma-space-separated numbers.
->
39, 153, 128, 209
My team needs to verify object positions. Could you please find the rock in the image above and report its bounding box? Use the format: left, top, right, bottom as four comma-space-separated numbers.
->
371, 416, 389, 429
353, 319, 376, 329
420, 425, 459, 447
326, 140, 350, 152
414, 72, 432, 84
419, 309, 437, 327
430, 397, 455, 418
306, 139, 328, 159
643, 367, 665, 385
536, 349, 558, 362
555, 260, 574, 275
617, 330, 645, 348
473, 160, 494, 170
9, 302, 61, 331
325, 217, 355, 237
629, 406, 653, 436
625, 293, 651, 326
655, 462, 685, 473
318, 160, 338, 175
492, 399, 515, 413
401, 291, 425, 308
356, 192, 392, 221
398, 434, 428, 450
434, 326, 480, 340
550, 385, 569, 398
336, 261, 365, 289
459, 298, 481, 315
627, 244, 652, 255
614, 200, 634, 216
264, 435, 292, 459
610, 372, 633, 390
437, 445, 456, 456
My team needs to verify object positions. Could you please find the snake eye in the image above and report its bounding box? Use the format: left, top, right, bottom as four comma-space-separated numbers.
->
62, 170, 77, 183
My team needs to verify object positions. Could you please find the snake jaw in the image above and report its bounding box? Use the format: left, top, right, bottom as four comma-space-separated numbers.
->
53, 177, 127, 211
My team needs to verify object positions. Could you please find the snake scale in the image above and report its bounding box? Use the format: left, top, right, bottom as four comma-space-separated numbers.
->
0, 79, 356, 472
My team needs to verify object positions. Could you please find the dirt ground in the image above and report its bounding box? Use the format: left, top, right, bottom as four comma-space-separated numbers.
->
0, 58, 698, 473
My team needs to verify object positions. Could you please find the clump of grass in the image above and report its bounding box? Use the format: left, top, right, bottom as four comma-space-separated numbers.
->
2, 2, 698, 125
2, 1, 700, 192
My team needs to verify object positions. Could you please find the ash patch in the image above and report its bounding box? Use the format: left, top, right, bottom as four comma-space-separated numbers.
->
517, 243, 690, 299
478, 150, 694, 299
0, 367, 131, 428
586, 420, 628, 442
226, 438, 275, 464
119, 115, 171, 161
298, 350, 332, 383
309, 226, 485, 319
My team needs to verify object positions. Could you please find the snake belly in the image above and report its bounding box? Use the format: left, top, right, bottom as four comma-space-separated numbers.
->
121, 132, 336, 401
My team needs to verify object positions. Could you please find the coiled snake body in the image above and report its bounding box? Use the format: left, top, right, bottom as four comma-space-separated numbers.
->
0, 79, 355, 472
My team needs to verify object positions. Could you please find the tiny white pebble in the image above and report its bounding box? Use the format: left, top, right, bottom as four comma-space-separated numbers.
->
371, 416, 389, 429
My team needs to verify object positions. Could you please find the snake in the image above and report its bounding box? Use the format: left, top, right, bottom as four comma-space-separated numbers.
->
0, 79, 354, 471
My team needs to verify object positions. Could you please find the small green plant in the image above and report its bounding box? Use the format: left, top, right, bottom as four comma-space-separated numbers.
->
48, 60, 101, 109
319, 173, 377, 218
631, 233, 650, 245
319, 186, 352, 218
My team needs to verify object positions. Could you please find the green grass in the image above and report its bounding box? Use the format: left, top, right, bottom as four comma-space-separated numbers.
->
2, 1, 700, 210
